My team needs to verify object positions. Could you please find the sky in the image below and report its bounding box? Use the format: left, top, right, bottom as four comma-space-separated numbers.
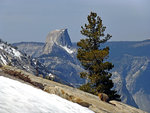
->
0, 0, 150, 43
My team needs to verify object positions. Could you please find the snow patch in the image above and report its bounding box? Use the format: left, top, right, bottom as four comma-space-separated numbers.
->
0, 76, 94, 113
0, 54, 7, 65
32, 58, 37, 65
11, 48, 21, 57
0, 43, 22, 58
60, 45, 74, 54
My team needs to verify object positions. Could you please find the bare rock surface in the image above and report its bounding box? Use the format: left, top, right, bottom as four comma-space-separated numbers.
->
43, 29, 72, 54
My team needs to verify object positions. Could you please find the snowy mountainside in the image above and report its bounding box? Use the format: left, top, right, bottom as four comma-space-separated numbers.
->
0, 40, 36, 74
0, 40, 70, 86
0, 43, 21, 58
0, 76, 93, 113
0, 40, 48, 76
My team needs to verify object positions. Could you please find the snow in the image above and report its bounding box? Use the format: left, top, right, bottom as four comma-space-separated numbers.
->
0, 76, 94, 113
60, 45, 74, 54
11, 48, 21, 57
0, 43, 22, 58
48, 73, 54, 78
0, 54, 7, 65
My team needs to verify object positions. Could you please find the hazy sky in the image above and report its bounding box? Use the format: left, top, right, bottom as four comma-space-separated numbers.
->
0, 0, 150, 43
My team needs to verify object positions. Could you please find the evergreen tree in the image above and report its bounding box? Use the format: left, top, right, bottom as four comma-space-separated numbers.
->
77, 12, 120, 101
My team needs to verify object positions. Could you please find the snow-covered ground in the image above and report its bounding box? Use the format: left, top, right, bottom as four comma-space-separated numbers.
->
0, 76, 94, 113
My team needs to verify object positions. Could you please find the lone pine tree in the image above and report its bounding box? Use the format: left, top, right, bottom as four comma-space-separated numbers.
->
77, 12, 120, 101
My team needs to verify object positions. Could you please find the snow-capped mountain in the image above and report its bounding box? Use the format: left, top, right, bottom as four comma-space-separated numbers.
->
0, 76, 93, 113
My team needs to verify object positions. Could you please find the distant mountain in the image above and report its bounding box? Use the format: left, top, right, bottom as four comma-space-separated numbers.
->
0, 39, 70, 86
13, 42, 44, 58
107, 40, 150, 59
13, 30, 150, 112
14, 29, 85, 86
43, 29, 73, 54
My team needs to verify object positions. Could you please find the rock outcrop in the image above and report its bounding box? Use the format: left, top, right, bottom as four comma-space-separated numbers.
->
43, 29, 72, 54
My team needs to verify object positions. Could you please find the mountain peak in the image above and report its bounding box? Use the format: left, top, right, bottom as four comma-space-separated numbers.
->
45, 28, 72, 47
43, 29, 72, 54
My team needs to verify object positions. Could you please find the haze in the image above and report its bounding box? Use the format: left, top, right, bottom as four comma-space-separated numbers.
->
0, 0, 150, 43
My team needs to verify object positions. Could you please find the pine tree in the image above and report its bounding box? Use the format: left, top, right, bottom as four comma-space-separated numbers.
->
77, 12, 120, 101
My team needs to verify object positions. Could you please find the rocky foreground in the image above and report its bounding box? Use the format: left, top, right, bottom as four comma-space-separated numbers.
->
0, 65, 146, 113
